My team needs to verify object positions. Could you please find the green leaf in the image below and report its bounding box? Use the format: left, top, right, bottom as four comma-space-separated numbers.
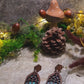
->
33, 49, 40, 62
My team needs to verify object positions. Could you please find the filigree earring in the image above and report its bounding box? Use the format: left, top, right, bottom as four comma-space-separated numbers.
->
24, 64, 41, 84
46, 64, 63, 84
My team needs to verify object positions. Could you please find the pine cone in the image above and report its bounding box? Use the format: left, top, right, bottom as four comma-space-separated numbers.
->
42, 27, 66, 55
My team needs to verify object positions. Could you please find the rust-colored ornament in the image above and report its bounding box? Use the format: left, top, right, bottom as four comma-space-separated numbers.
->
64, 9, 72, 17
12, 23, 20, 34
39, 9, 46, 18
46, 0, 64, 22
46, 64, 63, 84
24, 64, 41, 84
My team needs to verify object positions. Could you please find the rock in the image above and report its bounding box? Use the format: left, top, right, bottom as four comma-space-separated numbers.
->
65, 73, 84, 84
0, 0, 50, 24
0, 0, 82, 24
66, 44, 84, 58
0, 44, 84, 84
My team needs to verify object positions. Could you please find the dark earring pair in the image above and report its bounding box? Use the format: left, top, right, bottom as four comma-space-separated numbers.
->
24, 64, 63, 84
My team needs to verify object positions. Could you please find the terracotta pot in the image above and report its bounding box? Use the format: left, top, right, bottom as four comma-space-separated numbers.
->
46, 0, 65, 22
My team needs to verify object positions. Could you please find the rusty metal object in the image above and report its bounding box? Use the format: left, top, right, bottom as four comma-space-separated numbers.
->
69, 57, 84, 68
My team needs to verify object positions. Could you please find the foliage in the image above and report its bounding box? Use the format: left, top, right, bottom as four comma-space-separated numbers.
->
0, 22, 10, 32
0, 32, 11, 40
62, 17, 72, 25
57, 22, 67, 31
20, 24, 45, 61
66, 13, 84, 38
33, 49, 40, 62
0, 35, 25, 62
24, 24, 43, 48
0, 22, 11, 40
57, 22, 74, 44
0, 39, 3, 48
0, 19, 46, 64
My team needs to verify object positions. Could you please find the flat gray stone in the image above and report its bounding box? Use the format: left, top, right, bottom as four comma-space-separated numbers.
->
0, 43, 84, 84
0, 0, 83, 24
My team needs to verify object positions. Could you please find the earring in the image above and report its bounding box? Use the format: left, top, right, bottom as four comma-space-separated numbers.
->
24, 64, 41, 84
46, 64, 63, 84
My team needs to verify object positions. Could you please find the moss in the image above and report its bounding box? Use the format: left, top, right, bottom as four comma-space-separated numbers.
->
0, 19, 46, 63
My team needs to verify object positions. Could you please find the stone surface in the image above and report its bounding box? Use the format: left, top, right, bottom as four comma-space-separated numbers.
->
0, 0, 83, 24
0, 43, 84, 84
0, 0, 84, 84
65, 73, 84, 84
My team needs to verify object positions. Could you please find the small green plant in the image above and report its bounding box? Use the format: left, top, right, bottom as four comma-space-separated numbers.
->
34, 49, 40, 62
18, 18, 45, 61
0, 19, 46, 63
0, 35, 25, 62
20, 24, 44, 61
57, 22, 67, 31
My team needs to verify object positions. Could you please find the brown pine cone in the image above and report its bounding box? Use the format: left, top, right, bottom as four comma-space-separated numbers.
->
42, 27, 66, 55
